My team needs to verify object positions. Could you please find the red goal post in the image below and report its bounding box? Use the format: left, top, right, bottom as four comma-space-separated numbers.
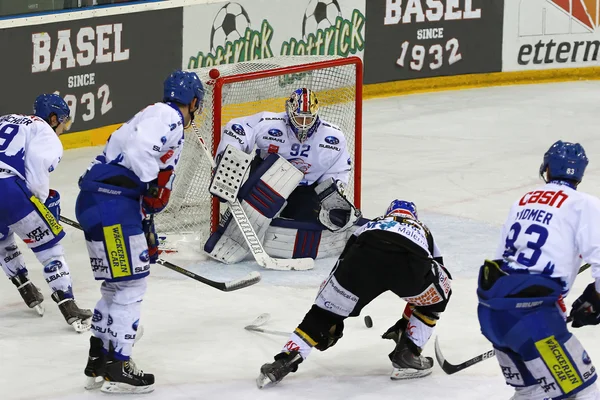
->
155, 56, 363, 246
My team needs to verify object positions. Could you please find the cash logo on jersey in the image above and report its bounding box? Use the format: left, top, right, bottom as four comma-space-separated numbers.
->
187, 1, 365, 68
509, 0, 600, 68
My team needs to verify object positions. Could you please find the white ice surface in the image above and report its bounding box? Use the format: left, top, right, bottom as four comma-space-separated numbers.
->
3, 81, 600, 399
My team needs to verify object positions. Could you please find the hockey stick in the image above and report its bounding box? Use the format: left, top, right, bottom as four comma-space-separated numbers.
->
157, 258, 261, 292
59, 215, 261, 292
434, 263, 592, 374
59, 215, 84, 230
190, 121, 314, 271
244, 313, 291, 337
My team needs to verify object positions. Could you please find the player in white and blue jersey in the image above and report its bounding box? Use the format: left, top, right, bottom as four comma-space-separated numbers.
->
478, 141, 600, 399
0, 94, 92, 332
76, 70, 204, 394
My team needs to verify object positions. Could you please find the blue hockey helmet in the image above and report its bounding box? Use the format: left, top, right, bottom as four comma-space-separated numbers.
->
33, 94, 71, 131
385, 200, 418, 220
286, 88, 320, 143
163, 70, 205, 107
539, 140, 588, 183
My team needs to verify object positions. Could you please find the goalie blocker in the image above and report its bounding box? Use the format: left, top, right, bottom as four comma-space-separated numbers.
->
204, 146, 362, 263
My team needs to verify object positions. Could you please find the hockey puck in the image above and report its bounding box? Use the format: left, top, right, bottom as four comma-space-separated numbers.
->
364, 315, 373, 328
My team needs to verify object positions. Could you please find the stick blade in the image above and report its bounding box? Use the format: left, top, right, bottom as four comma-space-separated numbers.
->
245, 313, 271, 330
224, 271, 261, 291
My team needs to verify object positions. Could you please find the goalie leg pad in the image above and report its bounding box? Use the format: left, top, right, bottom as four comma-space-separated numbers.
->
204, 154, 303, 264
263, 217, 368, 260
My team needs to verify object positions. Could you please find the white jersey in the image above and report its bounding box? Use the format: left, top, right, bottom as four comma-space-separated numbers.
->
495, 182, 600, 295
0, 114, 62, 203
217, 111, 351, 186
353, 216, 443, 259
95, 102, 185, 182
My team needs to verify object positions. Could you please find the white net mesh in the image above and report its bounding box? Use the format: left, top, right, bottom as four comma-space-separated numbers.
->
155, 56, 361, 247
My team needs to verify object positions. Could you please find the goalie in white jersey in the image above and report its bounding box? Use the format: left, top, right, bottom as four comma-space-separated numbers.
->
477, 141, 600, 400
75, 70, 204, 394
0, 94, 92, 332
204, 88, 361, 264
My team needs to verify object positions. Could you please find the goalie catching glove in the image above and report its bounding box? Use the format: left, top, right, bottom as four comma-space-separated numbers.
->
315, 178, 361, 232
142, 169, 175, 214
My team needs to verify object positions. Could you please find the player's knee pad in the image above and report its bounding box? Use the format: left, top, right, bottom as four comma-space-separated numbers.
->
204, 154, 303, 263
37, 250, 72, 294
297, 305, 345, 352
110, 279, 147, 306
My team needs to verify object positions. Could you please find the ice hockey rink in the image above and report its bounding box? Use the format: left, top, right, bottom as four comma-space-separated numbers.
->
3, 80, 600, 400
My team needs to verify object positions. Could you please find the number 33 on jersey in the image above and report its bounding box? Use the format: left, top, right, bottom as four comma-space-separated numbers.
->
495, 184, 600, 293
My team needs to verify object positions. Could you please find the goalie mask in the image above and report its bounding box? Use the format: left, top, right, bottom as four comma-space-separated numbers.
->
286, 88, 320, 143
386, 200, 418, 220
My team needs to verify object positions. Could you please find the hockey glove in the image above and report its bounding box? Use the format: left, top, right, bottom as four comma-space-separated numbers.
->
315, 178, 361, 232
570, 283, 600, 328
142, 217, 159, 264
142, 169, 175, 214
315, 322, 344, 351
45, 189, 61, 221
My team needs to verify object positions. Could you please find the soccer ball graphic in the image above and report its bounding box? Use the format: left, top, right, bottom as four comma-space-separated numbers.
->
210, 2, 251, 51
302, 0, 342, 39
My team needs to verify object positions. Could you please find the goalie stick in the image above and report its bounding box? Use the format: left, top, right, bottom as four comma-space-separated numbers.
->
190, 121, 314, 271
244, 313, 292, 337
59, 215, 261, 292
434, 263, 592, 374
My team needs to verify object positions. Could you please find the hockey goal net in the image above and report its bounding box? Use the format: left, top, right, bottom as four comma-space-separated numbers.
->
155, 55, 363, 248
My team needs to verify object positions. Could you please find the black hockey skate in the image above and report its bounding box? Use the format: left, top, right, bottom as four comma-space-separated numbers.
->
101, 355, 155, 394
10, 272, 44, 316
257, 351, 303, 389
84, 336, 106, 390
51, 290, 92, 333
389, 332, 433, 380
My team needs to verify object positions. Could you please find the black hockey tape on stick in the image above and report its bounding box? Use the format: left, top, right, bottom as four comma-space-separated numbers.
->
59, 216, 261, 292
434, 263, 591, 374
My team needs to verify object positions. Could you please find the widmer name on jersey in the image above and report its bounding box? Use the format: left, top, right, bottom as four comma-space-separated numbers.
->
519, 190, 568, 208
